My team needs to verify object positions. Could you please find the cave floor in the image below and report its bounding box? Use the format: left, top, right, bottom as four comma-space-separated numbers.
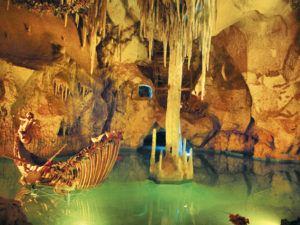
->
0, 150, 300, 225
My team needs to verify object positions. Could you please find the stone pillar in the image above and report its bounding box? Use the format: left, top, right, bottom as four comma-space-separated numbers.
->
165, 42, 183, 158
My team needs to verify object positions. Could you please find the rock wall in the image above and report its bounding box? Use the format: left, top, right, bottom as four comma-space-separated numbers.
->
181, 2, 300, 160
0, 0, 299, 160
215, 8, 300, 159
0, 58, 157, 156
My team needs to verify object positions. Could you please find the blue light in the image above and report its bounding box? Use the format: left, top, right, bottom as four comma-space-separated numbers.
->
138, 85, 153, 98
178, 122, 191, 157
143, 127, 191, 157
178, 122, 183, 156
196, 3, 201, 12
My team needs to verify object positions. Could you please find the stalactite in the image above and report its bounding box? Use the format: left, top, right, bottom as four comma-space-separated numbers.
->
90, 29, 97, 74
163, 34, 168, 67
82, 21, 87, 48
118, 25, 122, 62
138, 0, 216, 100
221, 63, 227, 81
64, 88, 68, 101
138, 0, 216, 181
6, 0, 10, 11
53, 82, 56, 95
86, 0, 107, 74
62, 89, 65, 102
67, 88, 70, 99
75, 13, 79, 28
64, 13, 68, 28
63, 121, 66, 138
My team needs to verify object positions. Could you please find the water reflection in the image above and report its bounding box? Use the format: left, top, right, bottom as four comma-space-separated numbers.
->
14, 182, 216, 225
0, 152, 300, 225
12, 180, 299, 225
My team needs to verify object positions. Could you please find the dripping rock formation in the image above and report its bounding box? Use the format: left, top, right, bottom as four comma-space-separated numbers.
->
0, 0, 299, 161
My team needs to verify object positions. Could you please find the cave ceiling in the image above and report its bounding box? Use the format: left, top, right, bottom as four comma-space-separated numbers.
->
0, 0, 296, 75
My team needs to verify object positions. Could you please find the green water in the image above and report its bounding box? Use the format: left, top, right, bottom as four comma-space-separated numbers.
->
0, 151, 300, 225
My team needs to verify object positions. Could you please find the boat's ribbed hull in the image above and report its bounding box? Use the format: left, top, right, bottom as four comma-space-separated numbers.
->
74, 140, 120, 190
15, 139, 121, 193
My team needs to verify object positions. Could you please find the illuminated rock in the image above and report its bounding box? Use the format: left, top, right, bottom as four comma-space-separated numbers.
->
112, 36, 148, 64
242, 71, 299, 159
0, 0, 299, 163
109, 64, 157, 148
150, 129, 193, 182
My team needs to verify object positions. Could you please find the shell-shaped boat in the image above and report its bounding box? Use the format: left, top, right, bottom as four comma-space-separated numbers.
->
13, 116, 122, 194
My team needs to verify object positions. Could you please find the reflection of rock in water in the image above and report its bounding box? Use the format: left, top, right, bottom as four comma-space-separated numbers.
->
13, 187, 102, 225
0, 158, 22, 198
281, 218, 300, 225
193, 151, 300, 210
0, 196, 32, 225
13, 183, 198, 225
14, 187, 63, 225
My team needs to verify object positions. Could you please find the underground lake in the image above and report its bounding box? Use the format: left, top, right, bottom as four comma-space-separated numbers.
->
0, 149, 299, 225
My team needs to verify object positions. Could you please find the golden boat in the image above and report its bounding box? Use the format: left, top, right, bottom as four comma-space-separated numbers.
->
12, 116, 122, 194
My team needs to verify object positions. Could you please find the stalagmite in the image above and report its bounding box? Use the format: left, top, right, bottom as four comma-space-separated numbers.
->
188, 148, 193, 168
183, 139, 187, 167
150, 128, 156, 174
158, 149, 162, 173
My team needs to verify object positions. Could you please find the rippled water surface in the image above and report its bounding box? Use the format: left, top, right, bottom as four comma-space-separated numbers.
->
0, 150, 300, 225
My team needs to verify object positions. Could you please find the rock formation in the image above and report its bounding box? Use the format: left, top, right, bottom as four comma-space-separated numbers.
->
0, 0, 299, 164
0, 196, 32, 225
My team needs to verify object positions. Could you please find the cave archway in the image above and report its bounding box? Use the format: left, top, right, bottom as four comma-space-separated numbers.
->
138, 85, 153, 98
138, 129, 192, 162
